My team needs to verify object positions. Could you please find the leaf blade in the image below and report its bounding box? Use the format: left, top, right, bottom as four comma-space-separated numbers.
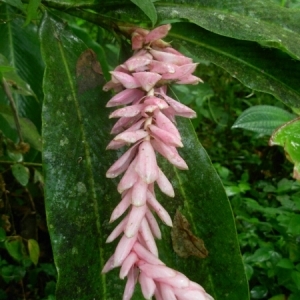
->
232, 105, 296, 135
130, 0, 157, 26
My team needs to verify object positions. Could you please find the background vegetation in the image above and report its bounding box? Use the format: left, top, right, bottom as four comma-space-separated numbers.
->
0, 0, 300, 299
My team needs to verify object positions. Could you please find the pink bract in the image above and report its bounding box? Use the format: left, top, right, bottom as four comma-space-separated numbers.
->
103, 24, 213, 300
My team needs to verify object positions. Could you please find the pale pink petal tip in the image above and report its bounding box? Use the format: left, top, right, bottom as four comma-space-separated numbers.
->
125, 205, 147, 238
101, 254, 115, 274
139, 271, 156, 299
144, 24, 171, 44
135, 140, 159, 184
119, 252, 138, 279
123, 267, 138, 300
114, 234, 138, 267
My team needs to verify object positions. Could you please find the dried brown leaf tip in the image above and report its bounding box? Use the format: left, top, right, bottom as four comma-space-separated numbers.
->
76, 49, 103, 94
171, 209, 208, 258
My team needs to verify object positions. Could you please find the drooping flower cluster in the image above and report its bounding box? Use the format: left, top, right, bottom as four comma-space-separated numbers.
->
102, 24, 213, 300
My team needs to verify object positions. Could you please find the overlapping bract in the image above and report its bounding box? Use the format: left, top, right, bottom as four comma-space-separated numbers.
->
103, 24, 212, 300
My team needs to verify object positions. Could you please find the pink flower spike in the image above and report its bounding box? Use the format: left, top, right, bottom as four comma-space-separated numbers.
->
173, 287, 207, 300
161, 92, 197, 118
138, 263, 177, 279
125, 204, 147, 238
156, 167, 175, 197
152, 38, 170, 48
159, 283, 177, 300
154, 288, 164, 300
135, 140, 159, 184
150, 49, 192, 66
123, 267, 139, 300
145, 209, 161, 239
110, 190, 132, 223
103, 80, 122, 92
131, 177, 148, 206
139, 271, 156, 299
106, 144, 139, 178
109, 104, 144, 118
139, 218, 158, 257
149, 60, 176, 74
143, 96, 169, 110
119, 252, 138, 279
144, 24, 171, 43
117, 158, 138, 193
101, 254, 115, 274
106, 214, 129, 243
110, 71, 141, 89
106, 89, 145, 107
114, 234, 138, 267
151, 139, 188, 170
132, 72, 162, 92
132, 32, 145, 50
154, 110, 181, 140
156, 272, 189, 289
149, 124, 183, 147
161, 63, 199, 80
106, 139, 127, 150
177, 74, 203, 85
124, 56, 152, 72
189, 281, 206, 292
114, 129, 148, 144
146, 190, 172, 226
110, 115, 142, 134
133, 242, 164, 265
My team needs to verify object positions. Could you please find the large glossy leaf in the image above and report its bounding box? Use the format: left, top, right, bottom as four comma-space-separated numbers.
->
0, 4, 43, 130
96, 0, 300, 60
232, 105, 296, 135
40, 11, 248, 300
270, 118, 300, 180
38, 1, 300, 109
168, 23, 300, 109
40, 12, 118, 300
155, 0, 300, 60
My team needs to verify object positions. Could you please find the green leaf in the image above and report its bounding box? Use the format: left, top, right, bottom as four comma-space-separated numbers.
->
4, 236, 26, 262
130, 0, 157, 26
11, 163, 29, 186
0, 4, 44, 130
103, 0, 300, 60
24, 0, 42, 27
232, 105, 295, 135
155, 0, 300, 60
270, 118, 300, 180
28, 238, 40, 266
0, 105, 42, 151
40, 11, 116, 300
268, 295, 286, 300
0, 227, 6, 242
276, 258, 294, 269
291, 271, 300, 289
0, 0, 25, 12
250, 285, 268, 299
287, 215, 300, 235
0, 54, 36, 97
168, 22, 300, 109
40, 11, 248, 300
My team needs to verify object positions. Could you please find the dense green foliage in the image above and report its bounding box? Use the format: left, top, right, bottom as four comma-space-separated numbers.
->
0, 0, 299, 299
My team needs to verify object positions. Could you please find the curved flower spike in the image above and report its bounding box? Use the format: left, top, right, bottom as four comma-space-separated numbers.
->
104, 23, 212, 300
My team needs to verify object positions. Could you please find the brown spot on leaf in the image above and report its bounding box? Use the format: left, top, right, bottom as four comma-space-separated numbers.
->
171, 209, 208, 258
76, 49, 104, 94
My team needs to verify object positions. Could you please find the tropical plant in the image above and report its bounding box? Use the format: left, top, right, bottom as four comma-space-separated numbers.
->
0, 0, 300, 299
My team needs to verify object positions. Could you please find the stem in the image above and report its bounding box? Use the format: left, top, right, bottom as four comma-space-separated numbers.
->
1, 78, 24, 143
0, 160, 42, 167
